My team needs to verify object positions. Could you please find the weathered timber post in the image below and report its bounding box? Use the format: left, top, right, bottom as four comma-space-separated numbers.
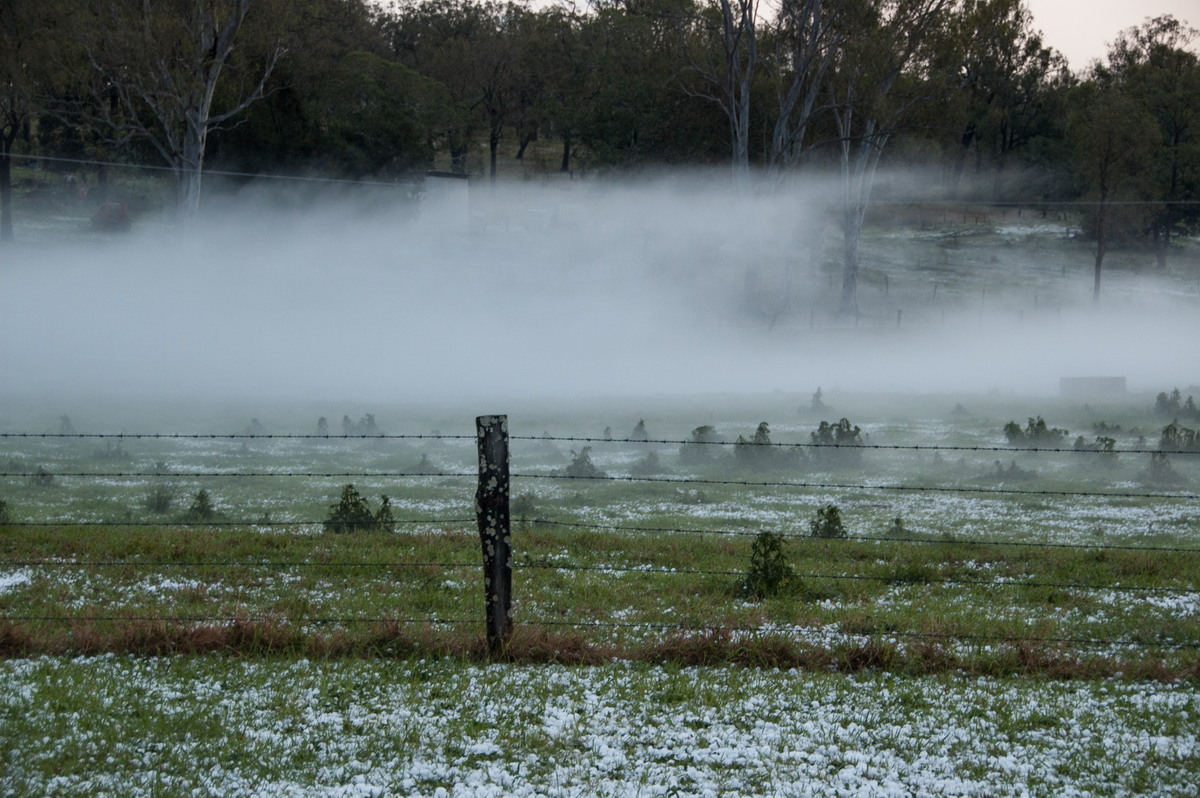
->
475, 415, 512, 653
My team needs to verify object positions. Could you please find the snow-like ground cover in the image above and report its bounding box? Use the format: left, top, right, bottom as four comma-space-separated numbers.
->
1, 656, 1196, 797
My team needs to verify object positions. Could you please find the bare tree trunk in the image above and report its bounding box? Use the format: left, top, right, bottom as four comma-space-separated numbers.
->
560, 137, 572, 173
1093, 201, 1107, 304
0, 147, 13, 241
840, 205, 860, 315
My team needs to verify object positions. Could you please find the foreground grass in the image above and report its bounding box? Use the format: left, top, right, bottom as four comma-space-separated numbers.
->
1, 655, 1196, 797
2, 522, 1197, 677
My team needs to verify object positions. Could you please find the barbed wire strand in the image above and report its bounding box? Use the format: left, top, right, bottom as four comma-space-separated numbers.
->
513, 434, 1200, 457
6, 557, 1190, 595
511, 472, 1199, 501
7, 431, 1198, 456
526, 519, 1200, 553
3, 469, 1193, 500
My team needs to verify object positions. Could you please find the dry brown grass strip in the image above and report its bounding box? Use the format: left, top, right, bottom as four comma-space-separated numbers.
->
1, 619, 1196, 682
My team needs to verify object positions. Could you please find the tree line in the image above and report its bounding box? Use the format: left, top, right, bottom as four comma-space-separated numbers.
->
1, 1, 1196, 306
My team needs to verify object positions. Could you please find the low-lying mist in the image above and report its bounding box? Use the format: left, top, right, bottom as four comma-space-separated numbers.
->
2, 172, 1197, 411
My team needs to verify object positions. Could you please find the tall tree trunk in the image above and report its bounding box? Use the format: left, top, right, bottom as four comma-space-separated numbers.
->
560, 137, 572, 173
488, 113, 501, 184
840, 205, 860, 316
0, 146, 13, 242
1093, 199, 1107, 304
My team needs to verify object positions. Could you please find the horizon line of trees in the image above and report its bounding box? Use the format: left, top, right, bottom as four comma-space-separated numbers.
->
1, 0, 1197, 309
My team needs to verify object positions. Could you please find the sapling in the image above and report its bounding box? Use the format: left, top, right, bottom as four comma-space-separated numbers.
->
810, 504, 847, 538
740, 530, 794, 600
563, 447, 606, 479
184, 489, 216, 521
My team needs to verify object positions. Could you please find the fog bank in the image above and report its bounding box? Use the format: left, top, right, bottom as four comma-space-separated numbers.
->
2, 175, 1197, 405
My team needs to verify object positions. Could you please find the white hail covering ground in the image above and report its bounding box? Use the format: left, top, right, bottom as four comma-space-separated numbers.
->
1, 656, 1196, 797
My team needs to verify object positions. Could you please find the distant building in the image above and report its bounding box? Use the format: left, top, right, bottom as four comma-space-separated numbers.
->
1059, 377, 1126, 400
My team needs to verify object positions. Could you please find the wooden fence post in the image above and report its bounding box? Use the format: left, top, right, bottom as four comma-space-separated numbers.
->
475, 415, 512, 653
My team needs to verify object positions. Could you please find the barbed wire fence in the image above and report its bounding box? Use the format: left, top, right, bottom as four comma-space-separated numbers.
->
1, 418, 1199, 656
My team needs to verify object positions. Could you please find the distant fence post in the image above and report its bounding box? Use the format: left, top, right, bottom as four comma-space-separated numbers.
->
475, 415, 512, 653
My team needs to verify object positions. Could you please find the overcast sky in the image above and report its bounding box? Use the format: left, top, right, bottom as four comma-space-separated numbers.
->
1023, 0, 1197, 69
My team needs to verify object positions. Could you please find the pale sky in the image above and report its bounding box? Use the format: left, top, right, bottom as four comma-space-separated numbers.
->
1023, 0, 1198, 70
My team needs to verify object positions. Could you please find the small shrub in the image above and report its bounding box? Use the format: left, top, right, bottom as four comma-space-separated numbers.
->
630, 450, 668, 476
886, 517, 906, 536
679, 425, 721, 465
1159, 422, 1200, 453
184, 489, 216, 521
563, 447, 606, 479
810, 418, 863, 467
143, 486, 175, 514
323, 484, 394, 533
735, 422, 793, 471
374, 495, 396, 534
810, 504, 846, 539
740, 530, 794, 600
27, 467, 54, 488
988, 460, 1036, 481
0, 499, 10, 525
1154, 388, 1194, 416
1004, 416, 1068, 447
511, 493, 540, 522
342, 414, 380, 436
1141, 453, 1184, 486
91, 441, 129, 461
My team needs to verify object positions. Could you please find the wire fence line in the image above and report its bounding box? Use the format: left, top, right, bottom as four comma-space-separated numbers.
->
6, 430, 1198, 456
3, 469, 1196, 501
4, 556, 1196, 596
3, 516, 1198, 555
3, 422, 1198, 658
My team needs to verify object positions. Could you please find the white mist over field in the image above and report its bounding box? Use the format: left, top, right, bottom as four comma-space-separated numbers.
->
1, 174, 1197, 406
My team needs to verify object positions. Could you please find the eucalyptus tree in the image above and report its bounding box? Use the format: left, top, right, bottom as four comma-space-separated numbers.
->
950, 0, 1071, 197
1067, 79, 1157, 302
0, 0, 67, 240
384, 0, 523, 180
765, 0, 841, 174
681, 0, 761, 186
824, 0, 957, 315
74, 0, 287, 220
1066, 15, 1198, 299
1108, 16, 1200, 269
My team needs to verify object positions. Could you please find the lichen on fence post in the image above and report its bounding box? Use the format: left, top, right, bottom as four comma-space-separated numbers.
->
475, 415, 512, 654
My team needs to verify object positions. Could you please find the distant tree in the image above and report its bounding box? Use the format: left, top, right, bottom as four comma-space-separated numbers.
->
0, 0, 66, 241
682, 0, 761, 186
824, 0, 957, 315
74, 0, 286, 219
1068, 79, 1157, 302
949, 0, 1073, 198
1108, 17, 1200, 269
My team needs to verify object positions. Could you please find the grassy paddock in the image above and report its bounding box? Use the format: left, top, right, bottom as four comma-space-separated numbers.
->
1, 655, 1197, 796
